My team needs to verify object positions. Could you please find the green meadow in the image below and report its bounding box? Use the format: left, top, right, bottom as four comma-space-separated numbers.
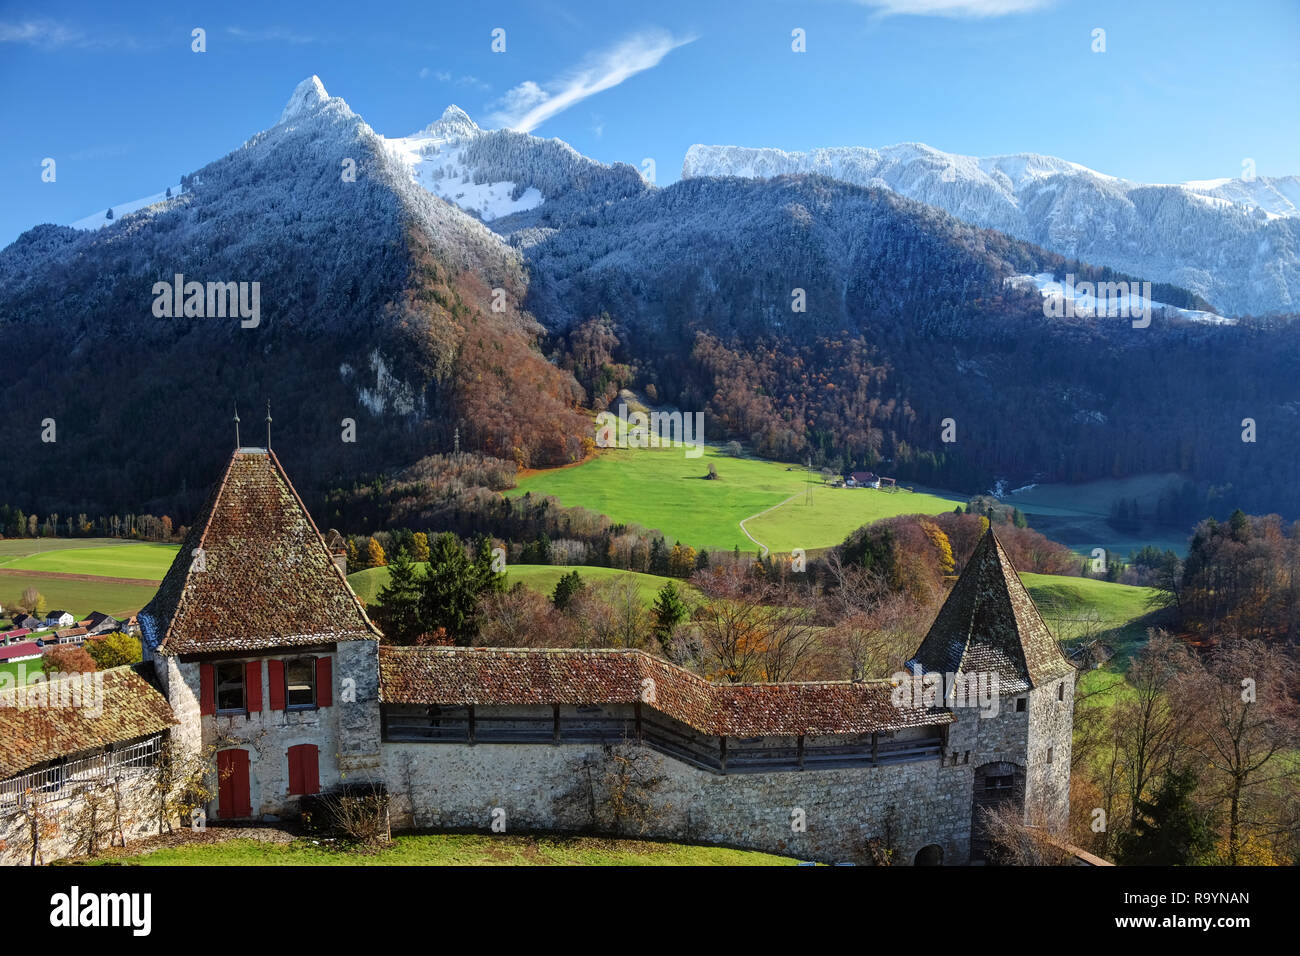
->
0, 573, 159, 620
4, 543, 176, 579
509, 446, 961, 554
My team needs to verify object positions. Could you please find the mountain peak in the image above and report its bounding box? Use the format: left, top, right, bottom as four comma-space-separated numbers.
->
418, 104, 480, 138
279, 75, 330, 125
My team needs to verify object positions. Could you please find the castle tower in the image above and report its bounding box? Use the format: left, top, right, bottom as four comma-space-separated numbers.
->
907, 527, 1075, 860
139, 447, 382, 821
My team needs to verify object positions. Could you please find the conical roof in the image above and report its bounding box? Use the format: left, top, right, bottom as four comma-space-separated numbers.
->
141, 448, 379, 655
907, 527, 1072, 694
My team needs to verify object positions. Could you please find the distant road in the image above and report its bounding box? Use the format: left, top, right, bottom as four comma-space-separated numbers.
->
0, 568, 161, 587
738, 493, 800, 557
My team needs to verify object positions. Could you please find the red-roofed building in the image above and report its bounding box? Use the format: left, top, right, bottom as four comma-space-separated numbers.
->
2, 446, 1074, 866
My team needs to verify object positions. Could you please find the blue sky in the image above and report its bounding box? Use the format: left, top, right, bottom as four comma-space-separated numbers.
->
1, 0, 1297, 246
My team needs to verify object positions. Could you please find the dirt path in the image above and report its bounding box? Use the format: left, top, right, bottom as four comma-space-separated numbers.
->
738, 493, 799, 557
0, 568, 161, 587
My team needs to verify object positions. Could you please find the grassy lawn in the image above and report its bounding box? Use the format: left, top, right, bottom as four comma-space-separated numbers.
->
0, 658, 43, 684
1021, 573, 1161, 645
75, 833, 797, 866
0, 573, 157, 620
0, 537, 154, 561
1003, 474, 1192, 558
744, 485, 964, 553
509, 446, 961, 554
349, 564, 689, 606
3, 543, 176, 579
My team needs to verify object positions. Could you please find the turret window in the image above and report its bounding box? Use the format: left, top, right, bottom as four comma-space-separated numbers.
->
1015, 697, 1027, 712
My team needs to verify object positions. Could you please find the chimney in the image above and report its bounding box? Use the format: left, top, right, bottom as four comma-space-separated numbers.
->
325, 529, 348, 575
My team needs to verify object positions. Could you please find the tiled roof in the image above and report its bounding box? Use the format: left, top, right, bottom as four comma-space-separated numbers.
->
379, 646, 954, 737
140, 448, 380, 655
0, 666, 176, 778
907, 527, 1074, 693
0, 642, 41, 662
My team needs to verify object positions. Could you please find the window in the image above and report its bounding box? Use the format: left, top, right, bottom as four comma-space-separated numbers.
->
215, 662, 246, 712
1015, 697, 1027, 712
1057, 682, 1065, 702
987, 774, 1015, 791
1047, 747, 1054, 764
285, 658, 316, 709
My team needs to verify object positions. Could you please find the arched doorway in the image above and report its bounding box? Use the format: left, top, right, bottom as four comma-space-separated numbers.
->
914, 844, 943, 866
971, 761, 1025, 863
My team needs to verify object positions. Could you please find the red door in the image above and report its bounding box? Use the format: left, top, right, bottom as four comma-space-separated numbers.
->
217, 749, 252, 819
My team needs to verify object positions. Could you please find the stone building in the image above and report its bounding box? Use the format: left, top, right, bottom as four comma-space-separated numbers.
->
0, 447, 1075, 865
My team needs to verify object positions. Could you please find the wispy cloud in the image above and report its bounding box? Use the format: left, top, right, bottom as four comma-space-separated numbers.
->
0, 18, 139, 49
489, 29, 695, 133
226, 26, 317, 44
419, 68, 489, 90
853, 0, 1054, 17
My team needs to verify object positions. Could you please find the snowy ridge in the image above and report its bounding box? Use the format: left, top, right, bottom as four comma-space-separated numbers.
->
380, 106, 544, 223
684, 142, 1300, 315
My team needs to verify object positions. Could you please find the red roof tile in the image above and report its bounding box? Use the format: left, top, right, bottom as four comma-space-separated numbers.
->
140, 449, 380, 655
0, 666, 176, 778
379, 646, 953, 737
908, 527, 1074, 692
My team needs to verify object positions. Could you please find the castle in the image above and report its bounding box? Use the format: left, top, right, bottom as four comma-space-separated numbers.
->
0, 447, 1075, 865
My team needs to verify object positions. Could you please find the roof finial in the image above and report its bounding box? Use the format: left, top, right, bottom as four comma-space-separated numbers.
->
233, 404, 241, 448
265, 400, 272, 450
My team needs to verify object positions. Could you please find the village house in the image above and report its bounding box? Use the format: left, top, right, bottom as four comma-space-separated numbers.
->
0, 446, 1077, 866
43, 610, 75, 629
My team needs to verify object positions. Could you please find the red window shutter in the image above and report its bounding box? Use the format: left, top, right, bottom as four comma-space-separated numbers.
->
199, 662, 215, 715
316, 656, 333, 707
268, 659, 285, 711
287, 746, 303, 795
245, 660, 263, 714
303, 745, 319, 795
287, 744, 320, 796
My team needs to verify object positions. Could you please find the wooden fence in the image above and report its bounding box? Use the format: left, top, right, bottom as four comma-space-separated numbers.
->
381, 705, 942, 775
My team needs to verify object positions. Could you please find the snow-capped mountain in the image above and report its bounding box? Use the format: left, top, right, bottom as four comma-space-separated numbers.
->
683, 142, 1300, 316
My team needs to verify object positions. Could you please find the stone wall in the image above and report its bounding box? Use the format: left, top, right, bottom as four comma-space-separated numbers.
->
380, 736, 974, 865
0, 746, 164, 866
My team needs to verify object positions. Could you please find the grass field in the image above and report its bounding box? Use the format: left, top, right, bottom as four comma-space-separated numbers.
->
1004, 474, 1192, 558
3, 543, 176, 579
349, 563, 688, 606
0, 573, 159, 620
509, 446, 962, 554
73, 833, 797, 866
1021, 573, 1161, 647
0, 537, 150, 560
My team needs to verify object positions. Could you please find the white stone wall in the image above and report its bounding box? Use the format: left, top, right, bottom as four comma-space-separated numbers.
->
381, 739, 974, 864
1027, 674, 1074, 832
172, 649, 350, 821
0, 753, 163, 866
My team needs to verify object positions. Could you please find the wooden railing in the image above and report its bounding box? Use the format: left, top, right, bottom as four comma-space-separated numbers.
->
382, 707, 942, 775
0, 733, 164, 808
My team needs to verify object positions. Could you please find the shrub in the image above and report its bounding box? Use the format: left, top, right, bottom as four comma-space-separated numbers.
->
299, 782, 391, 846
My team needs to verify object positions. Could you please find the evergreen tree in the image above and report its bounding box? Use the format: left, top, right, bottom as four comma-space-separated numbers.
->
651, 580, 688, 643
551, 569, 585, 611
1117, 769, 1214, 866
472, 535, 506, 595
1012, 507, 1027, 529
372, 547, 424, 645
649, 538, 669, 576
695, 548, 710, 571
419, 533, 486, 645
